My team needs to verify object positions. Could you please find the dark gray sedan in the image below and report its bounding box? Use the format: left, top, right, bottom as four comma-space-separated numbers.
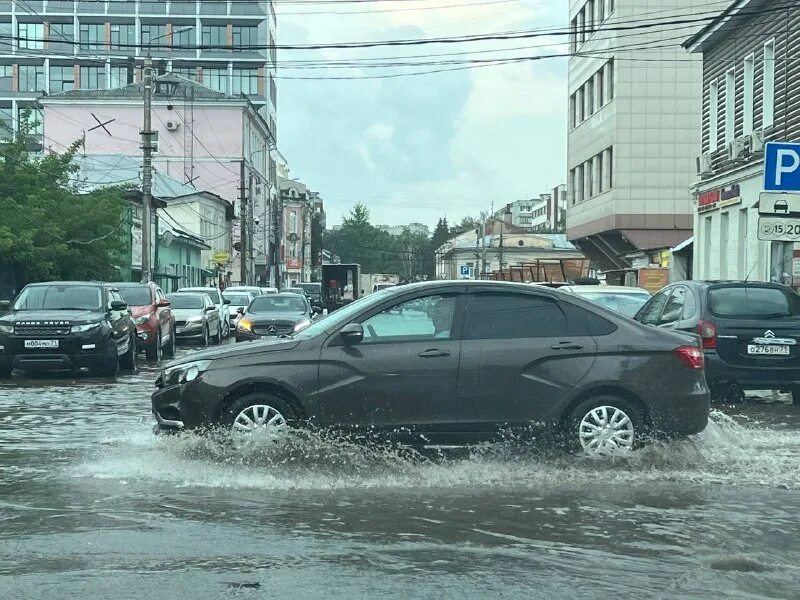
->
153, 281, 709, 455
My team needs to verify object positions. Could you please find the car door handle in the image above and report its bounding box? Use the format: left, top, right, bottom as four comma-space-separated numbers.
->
551, 341, 584, 350
418, 349, 450, 358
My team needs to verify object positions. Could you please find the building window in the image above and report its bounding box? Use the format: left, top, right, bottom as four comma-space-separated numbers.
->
569, 169, 577, 205
569, 17, 577, 53
709, 80, 719, 153
202, 25, 228, 49
232, 25, 258, 51
140, 1, 166, 14
597, 151, 604, 194
0, 107, 13, 140
19, 23, 44, 50
743, 54, 754, 136
0, 65, 12, 93
80, 65, 107, 90
606, 146, 613, 189
202, 68, 229, 93
575, 87, 583, 123
270, 74, 277, 107
596, 70, 604, 110
587, 76, 594, 115
79, 23, 105, 51
232, 68, 258, 95
173, 25, 195, 48
577, 9, 585, 45
18, 105, 42, 136
585, 158, 593, 200
763, 39, 775, 129
18, 64, 46, 92
586, 0, 594, 35
49, 65, 75, 92
49, 23, 74, 53
141, 24, 167, 49
110, 24, 136, 50
725, 68, 735, 146
606, 0, 614, 15
110, 66, 130, 88
605, 59, 614, 103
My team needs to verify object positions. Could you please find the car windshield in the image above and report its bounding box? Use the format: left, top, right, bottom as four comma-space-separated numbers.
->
299, 284, 320, 294
182, 288, 220, 304
168, 294, 205, 310
223, 293, 250, 306
708, 287, 800, 318
249, 296, 307, 313
13, 285, 102, 311
117, 286, 152, 307
293, 288, 397, 339
578, 292, 652, 317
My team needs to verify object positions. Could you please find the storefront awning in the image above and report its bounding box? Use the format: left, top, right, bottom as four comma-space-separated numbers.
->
620, 229, 692, 251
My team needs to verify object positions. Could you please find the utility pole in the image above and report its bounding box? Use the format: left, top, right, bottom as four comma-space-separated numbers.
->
479, 213, 487, 278
499, 218, 504, 272
273, 189, 282, 290
140, 53, 154, 284
239, 160, 247, 285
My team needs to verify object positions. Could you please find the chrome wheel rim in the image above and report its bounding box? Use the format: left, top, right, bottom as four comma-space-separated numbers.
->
233, 404, 287, 434
578, 405, 634, 455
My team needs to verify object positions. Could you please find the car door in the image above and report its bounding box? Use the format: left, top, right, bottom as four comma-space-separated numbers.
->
457, 289, 598, 430
316, 290, 465, 432
107, 289, 129, 353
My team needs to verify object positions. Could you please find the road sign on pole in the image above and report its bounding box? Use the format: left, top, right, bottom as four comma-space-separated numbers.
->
758, 192, 800, 217
757, 217, 800, 241
460, 265, 471, 277
764, 142, 800, 191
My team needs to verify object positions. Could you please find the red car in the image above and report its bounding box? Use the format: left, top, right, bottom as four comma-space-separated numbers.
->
114, 282, 176, 362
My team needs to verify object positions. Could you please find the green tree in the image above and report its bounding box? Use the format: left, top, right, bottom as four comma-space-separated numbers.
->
326, 203, 396, 273
391, 229, 429, 282
450, 215, 479, 236
428, 217, 450, 279
0, 124, 127, 285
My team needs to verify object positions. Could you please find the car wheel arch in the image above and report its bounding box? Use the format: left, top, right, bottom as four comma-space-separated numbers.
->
558, 384, 651, 428
215, 380, 308, 423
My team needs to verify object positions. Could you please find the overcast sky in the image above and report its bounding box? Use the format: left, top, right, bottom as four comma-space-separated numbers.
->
278, 0, 566, 228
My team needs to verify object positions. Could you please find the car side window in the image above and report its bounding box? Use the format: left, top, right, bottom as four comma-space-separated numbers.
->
638, 290, 670, 325
359, 294, 459, 344
659, 287, 687, 326
464, 292, 571, 339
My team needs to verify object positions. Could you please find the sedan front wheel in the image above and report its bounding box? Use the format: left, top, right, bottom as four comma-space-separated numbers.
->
222, 392, 295, 436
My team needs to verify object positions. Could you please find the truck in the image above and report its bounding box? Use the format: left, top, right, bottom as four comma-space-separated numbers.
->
359, 273, 400, 295
321, 263, 361, 312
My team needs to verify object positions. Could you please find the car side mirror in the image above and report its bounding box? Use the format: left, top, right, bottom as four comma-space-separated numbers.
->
224, 299, 231, 305
312, 305, 322, 315
157, 299, 171, 308
110, 300, 127, 311
205, 306, 217, 313
340, 323, 364, 345
237, 307, 245, 314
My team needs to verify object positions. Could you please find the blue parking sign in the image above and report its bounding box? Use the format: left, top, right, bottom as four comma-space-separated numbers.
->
460, 265, 470, 277
764, 142, 800, 191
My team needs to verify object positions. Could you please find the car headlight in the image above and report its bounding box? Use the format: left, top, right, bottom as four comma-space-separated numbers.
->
162, 360, 212, 386
237, 318, 252, 332
133, 315, 150, 326
0, 321, 12, 334
71, 322, 101, 333
293, 319, 311, 333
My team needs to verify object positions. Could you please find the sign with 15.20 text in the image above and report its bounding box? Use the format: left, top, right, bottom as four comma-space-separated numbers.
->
757, 217, 800, 241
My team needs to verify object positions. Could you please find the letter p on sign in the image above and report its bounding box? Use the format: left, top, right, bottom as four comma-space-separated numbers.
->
765, 142, 800, 191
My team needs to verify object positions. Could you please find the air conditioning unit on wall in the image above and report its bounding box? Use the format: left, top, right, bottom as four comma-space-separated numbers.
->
165, 120, 180, 131
750, 129, 766, 154
727, 137, 748, 162
696, 153, 713, 175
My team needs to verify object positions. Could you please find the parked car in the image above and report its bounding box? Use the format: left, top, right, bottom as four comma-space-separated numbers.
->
0, 281, 137, 377
177, 287, 230, 341
298, 282, 322, 306
153, 281, 709, 455
222, 291, 254, 326
285, 286, 307, 297
559, 285, 652, 318
227, 286, 265, 298
115, 282, 176, 362
235, 293, 314, 342
635, 280, 800, 404
259, 287, 278, 295
167, 292, 221, 347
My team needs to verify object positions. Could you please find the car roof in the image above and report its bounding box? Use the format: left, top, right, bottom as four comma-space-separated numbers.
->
111, 281, 154, 287
168, 291, 209, 298
389, 280, 564, 298
677, 280, 792, 290
28, 281, 105, 287
562, 285, 651, 294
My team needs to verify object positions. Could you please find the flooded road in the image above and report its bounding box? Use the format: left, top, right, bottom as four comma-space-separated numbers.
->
1, 344, 800, 599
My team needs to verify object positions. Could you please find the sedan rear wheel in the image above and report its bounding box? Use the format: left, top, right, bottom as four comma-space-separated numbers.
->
568, 395, 643, 455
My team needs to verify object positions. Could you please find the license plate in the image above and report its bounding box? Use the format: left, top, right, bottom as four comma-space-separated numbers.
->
176, 328, 183, 334
24, 340, 59, 349
747, 344, 790, 355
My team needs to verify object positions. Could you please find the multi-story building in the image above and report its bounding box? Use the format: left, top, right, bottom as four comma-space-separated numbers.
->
684, 0, 800, 284
494, 193, 564, 231
278, 176, 320, 287
41, 73, 273, 284
566, 0, 704, 281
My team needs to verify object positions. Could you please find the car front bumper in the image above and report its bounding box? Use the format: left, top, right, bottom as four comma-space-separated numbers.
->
152, 377, 219, 430
0, 331, 112, 373
175, 322, 206, 339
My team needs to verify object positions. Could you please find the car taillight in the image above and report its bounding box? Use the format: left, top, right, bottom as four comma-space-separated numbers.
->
675, 345, 705, 369
696, 319, 717, 349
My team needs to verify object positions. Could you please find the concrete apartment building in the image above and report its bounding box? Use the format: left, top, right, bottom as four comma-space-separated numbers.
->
494, 188, 565, 231
566, 0, 705, 282
684, 0, 800, 285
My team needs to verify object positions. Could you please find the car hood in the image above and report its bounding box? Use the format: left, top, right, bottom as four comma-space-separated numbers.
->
3, 309, 101, 324
171, 308, 206, 320
247, 312, 308, 324
163, 337, 301, 368
129, 305, 153, 318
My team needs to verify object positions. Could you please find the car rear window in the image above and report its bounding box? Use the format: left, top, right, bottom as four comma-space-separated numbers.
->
708, 286, 800, 318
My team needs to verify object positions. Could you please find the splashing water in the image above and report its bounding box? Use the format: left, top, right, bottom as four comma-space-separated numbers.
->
72, 410, 800, 491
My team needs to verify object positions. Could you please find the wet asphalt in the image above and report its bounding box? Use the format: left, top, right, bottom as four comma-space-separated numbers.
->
1, 339, 800, 599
